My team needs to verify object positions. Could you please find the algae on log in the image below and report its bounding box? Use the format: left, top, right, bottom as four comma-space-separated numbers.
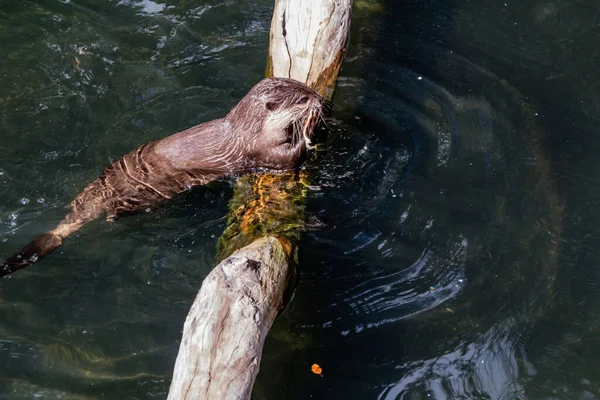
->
216, 171, 309, 261
168, 1, 352, 399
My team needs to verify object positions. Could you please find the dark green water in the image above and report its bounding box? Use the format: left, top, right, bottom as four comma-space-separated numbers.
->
1, 0, 599, 399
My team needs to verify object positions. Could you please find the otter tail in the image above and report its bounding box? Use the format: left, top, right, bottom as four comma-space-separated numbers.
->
1, 232, 64, 277
1, 179, 108, 278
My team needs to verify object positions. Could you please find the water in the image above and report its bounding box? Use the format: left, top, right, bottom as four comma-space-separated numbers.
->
0, 0, 599, 399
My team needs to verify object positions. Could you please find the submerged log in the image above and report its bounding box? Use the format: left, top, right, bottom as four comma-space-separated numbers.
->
168, 1, 352, 399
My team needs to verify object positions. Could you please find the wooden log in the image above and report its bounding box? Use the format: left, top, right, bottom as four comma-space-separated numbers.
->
167, 236, 295, 400
267, 0, 352, 101
168, 1, 352, 399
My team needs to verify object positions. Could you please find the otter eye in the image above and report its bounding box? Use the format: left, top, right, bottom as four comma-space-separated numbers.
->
297, 96, 309, 104
265, 101, 278, 111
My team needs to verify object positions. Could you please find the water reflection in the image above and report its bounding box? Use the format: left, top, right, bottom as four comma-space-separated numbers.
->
119, 0, 166, 15
379, 324, 528, 399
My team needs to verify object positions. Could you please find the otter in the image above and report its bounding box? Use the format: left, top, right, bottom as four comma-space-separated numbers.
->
1, 77, 323, 277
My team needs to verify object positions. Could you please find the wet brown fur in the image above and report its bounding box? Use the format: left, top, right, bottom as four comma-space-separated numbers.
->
1, 78, 323, 277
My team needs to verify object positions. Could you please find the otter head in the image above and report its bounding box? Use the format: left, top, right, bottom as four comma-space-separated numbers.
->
225, 77, 323, 171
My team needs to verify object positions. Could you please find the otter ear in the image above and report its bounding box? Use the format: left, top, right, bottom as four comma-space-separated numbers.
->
265, 101, 279, 111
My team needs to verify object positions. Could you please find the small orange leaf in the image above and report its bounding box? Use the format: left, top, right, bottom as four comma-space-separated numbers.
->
311, 363, 323, 376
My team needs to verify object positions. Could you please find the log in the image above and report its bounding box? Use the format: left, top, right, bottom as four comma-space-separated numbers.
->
167, 236, 295, 400
168, 1, 352, 399
267, 0, 352, 101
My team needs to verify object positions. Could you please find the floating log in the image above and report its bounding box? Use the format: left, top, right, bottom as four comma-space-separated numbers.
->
168, 1, 352, 399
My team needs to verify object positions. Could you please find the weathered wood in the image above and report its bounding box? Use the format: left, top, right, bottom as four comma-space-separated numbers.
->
168, 1, 352, 398
267, 0, 352, 100
167, 236, 296, 400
